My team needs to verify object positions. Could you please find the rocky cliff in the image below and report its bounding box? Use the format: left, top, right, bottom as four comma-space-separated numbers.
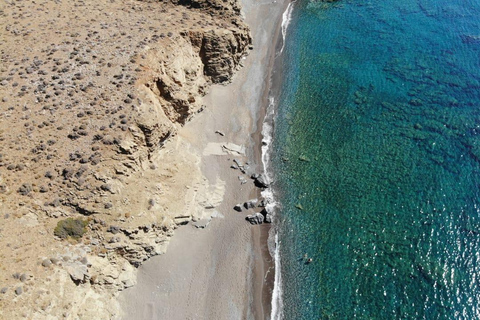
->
0, 0, 251, 317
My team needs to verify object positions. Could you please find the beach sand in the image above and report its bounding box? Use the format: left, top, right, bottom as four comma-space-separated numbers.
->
118, 0, 289, 318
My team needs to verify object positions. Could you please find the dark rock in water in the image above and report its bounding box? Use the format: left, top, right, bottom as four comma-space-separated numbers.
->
244, 199, 258, 209
254, 174, 269, 188
461, 34, 480, 44
234, 204, 243, 212
246, 213, 264, 225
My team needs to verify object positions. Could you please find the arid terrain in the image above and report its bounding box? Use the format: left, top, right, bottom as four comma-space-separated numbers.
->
0, 0, 252, 317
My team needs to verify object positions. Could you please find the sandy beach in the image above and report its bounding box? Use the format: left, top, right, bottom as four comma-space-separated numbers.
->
118, 0, 289, 318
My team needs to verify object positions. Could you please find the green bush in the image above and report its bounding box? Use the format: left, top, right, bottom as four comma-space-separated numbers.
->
54, 218, 88, 240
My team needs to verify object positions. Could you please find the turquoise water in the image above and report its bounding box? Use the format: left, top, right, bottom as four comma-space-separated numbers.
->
273, 0, 480, 318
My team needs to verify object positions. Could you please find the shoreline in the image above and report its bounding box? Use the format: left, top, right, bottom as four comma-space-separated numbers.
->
118, 0, 290, 319
250, 1, 294, 318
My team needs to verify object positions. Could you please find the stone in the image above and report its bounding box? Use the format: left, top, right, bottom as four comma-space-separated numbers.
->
193, 218, 211, 229
238, 176, 247, 184
264, 213, 272, 224
233, 204, 242, 212
1, 287, 7, 294
15, 287, 22, 295
257, 199, 266, 207
254, 174, 269, 188
107, 225, 120, 234
246, 213, 264, 225
65, 263, 88, 283
244, 199, 258, 209
233, 159, 243, 167
42, 259, 52, 267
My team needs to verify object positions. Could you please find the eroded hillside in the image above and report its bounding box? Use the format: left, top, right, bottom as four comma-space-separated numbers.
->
0, 0, 251, 317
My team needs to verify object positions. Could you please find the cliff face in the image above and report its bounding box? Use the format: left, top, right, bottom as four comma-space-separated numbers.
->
0, 0, 250, 317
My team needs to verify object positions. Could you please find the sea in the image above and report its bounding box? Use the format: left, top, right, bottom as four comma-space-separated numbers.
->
265, 0, 480, 319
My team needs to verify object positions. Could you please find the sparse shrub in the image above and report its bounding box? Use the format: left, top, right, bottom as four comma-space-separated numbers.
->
54, 218, 88, 240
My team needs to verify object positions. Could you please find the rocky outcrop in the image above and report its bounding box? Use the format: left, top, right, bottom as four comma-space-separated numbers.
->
188, 28, 252, 83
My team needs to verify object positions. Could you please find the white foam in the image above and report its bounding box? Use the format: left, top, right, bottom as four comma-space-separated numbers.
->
270, 231, 284, 320
260, 96, 284, 320
279, 1, 296, 54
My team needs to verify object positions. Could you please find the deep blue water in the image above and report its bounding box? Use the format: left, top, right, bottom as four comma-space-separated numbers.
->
272, 0, 480, 318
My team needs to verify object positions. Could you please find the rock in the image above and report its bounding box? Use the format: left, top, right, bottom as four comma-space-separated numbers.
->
254, 174, 269, 188
107, 225, 120, 234
174, 215, 191, 225
264, 213, 272, 223
65, 263, 88, 283
1, 287, 7, 294
233, 159, 243, 167
246, 213, 264, 225
244, 199, 258, 209
238, 176, 247, 184
15, 287, 22, 295
251, 173, 259, 179
233, 204, 243, 212
193, 218, 211, 229
188, 28, 252, 83
260, 207, 273, 223
215, 130, 225, 136
122, 278, 136, 289
42, 259, 52, 267
257, 199, 266, 207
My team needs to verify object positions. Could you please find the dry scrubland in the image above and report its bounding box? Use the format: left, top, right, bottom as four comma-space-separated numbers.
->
0, 0, 251, 317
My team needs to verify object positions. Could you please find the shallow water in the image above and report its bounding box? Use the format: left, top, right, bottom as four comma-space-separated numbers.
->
272, 0, 480, 318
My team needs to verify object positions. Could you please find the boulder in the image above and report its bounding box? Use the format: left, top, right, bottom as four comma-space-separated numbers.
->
238, 176, 248, 184
264, 213, 272, 223
107, 225, 121, 234
65, 263, 88, 283
233, 204, 243, 212
261, 207, 272, 223
254, 174, 269, 188
246, 213, 264, 225
257, 199, 266, 207
243, 199, 258, 209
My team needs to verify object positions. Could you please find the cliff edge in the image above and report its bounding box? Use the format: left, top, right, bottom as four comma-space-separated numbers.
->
0, 0, 251, 318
